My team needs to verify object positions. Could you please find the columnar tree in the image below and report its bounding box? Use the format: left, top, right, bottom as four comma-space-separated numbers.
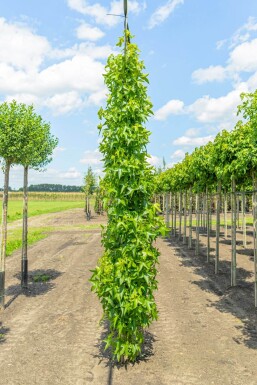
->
90, 31, 165, 362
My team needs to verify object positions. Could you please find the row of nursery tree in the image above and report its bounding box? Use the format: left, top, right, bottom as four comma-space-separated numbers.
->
0, 101, 58, 310
156, 90, 257, 196
18, 184, 83, 192
155, 90, 257, 304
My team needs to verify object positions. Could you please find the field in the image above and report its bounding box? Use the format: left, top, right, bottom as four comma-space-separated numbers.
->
1, 208, 257, 384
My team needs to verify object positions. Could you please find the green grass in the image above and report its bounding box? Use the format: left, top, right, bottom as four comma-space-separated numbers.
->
2, 200, 85, 223
6, 227, 53, 256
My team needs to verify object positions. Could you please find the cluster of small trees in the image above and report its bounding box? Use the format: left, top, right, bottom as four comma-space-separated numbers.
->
19, 184, 82, 192
0, 101, 58, 310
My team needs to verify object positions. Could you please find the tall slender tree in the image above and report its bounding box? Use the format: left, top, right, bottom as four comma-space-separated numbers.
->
17, 105, 58, 288
90, 28, 165, 361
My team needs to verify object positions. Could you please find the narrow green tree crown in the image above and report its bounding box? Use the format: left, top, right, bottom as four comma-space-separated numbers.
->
83, 166, 96, 196
90, 33, 165, 362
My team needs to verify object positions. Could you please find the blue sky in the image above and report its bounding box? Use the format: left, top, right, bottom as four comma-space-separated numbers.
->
0, 0, 257, 188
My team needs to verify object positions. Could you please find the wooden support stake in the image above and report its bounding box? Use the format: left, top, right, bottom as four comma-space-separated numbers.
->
195, 193, 200, 256
188, 186, 192, 249
183, 191, 187, 245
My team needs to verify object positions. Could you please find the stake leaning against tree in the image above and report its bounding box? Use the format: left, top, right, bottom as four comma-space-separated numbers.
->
90, 1, 165, 362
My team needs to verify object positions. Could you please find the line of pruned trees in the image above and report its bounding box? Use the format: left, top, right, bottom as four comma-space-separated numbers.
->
0, 101, 58, 310
155, 89, 257, 307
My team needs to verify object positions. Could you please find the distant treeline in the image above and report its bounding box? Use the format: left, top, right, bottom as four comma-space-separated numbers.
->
17, 184, 83, 192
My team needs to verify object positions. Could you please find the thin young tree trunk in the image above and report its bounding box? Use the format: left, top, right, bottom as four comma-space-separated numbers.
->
165, 193, 169, 228
179, 191, 182, 240
174, 193, 177, 237
183, 191, 187, 245
21, 165, 29, 289
224, 192, 228, 239
171, 193, 174, 236
215, 181, 221, 274
236, 194, 240, 229
188, 186, 192, 249
0, 161, 11, 310
252, 174, 257, 307
231, 176, 237, 287
242, 191, 246, 248
195, 193, 200, 256
206, 187, 210, 263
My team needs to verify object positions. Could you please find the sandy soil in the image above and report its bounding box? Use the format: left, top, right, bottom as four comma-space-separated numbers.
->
1, 208, 257, 385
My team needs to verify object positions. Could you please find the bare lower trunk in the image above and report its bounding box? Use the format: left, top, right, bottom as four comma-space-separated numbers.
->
188, 186, 192, 249
231, 176, 237, 286
0, 161, 11, 310
252, 174, 257, 307
215, 181, 221, 274
206, 187, 210, 263
195, 193, 200, 256
21, 165, 29, 289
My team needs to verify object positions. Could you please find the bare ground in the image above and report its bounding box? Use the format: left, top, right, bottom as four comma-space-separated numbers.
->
1, 209, 257, 385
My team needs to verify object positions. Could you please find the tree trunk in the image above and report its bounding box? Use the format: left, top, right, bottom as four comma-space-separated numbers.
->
252, 174, 257, 307
165, 193, 169, 228
231, 176, 237, 286
0, 161, 11, 310
242, 192, 246, 248
21, 165, 29, 289
171, 193, 174, 236
224, 192, 228, 239
215, 181, 221, 274
206, 187, 210, 263
188, 186, 192, 249
174, 193, 177, 237
183, 191, 187, 245
195, 193, 200, 256
179, 191, 182, 240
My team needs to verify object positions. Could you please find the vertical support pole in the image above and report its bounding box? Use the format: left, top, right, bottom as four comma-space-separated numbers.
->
206, 187, 210, 263
215, 181, 221, 274
0, 161, 10, 310
179, 191, 182, 240
165, 193, 169, 228
183, 191, 187, 245
252, 175, 257, 307
236, 194, 240, 229
188, 186, 192, 249
231, 176, 237, 286
21, 165, 29, 289
171, 193, 174, 236
195, 193, 200, 256
224, 192, 228, 239
242, 191, 246, 248
174, 193, 177, 237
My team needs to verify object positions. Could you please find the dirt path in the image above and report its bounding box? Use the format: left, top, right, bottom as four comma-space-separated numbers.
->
1, 209, 257, 384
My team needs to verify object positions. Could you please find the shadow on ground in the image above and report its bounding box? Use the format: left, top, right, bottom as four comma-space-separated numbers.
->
93, 320, 156, 383
0, 321, 10, 344
164, 234, 257, 350
5, 269, 63, 309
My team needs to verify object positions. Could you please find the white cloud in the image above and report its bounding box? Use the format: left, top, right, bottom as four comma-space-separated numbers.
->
0, 17, 50, 71
80, 150, 102, 165
170, 149, 185, 159
192, 65, 227, 84
228, 38, 257, 72
217, 17, 257, 50
148, 155, 162, 167
76, 23, 105, 41
187, 83, 248, 123
173, 135, 214, 146
148, 0, 184, 29
154, 99, 184, 120
0, 19, 113, 114
60, 167, 82, 179
184, 128, 200, 137
67, 0, 146, 27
